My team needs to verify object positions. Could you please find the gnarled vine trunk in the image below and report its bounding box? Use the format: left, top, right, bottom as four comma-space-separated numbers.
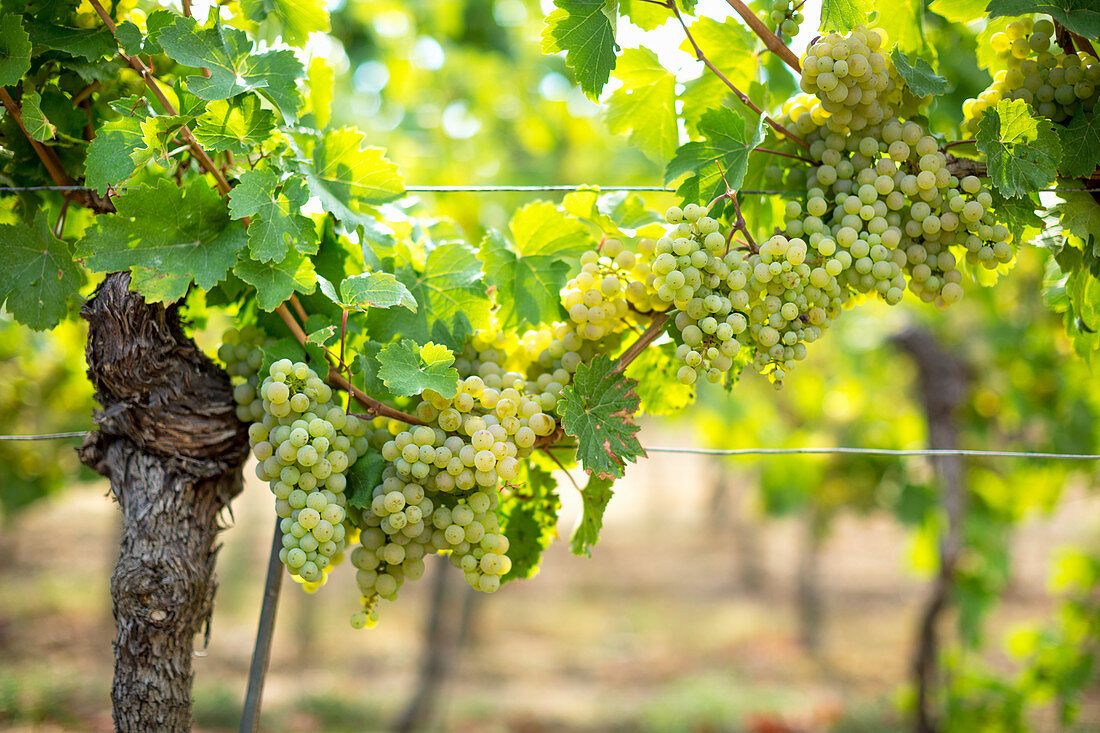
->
79, 272, 249, 732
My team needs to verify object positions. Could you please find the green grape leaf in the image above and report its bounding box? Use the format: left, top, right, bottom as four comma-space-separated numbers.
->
479, 201, 590, 329
676, 17, 757, 135
990, 189, 1043, 242
376, 339, 460, 398
228, 169, 317, 263
820, 0, 873, 33
305, 56, 333, 129
558, 355, 645, 479
370, 241, 491, 350
234, 247, 317, 311
975, 99, 1062, 198
929, 0, 986, 22
872, 0, 926, 55
606, 47, 677, 164
23, 20, 116, 61
1057, 110, 1100, 179
346, 448, 387, 510
76, 179, 247, 302
85, 115, 145, 194
892, 49, 949, 98
0, 15, 31, 87
666, 106, 766, 205
986, 0, 1100, 39
0, 211, 80, 330
115, 20, 144, 56
624, 341, 694, 416
0, 0, 79, 23
570, 474, 614, 556
339, 272, 417, 311
1058, 192, 1100, 243
156, 16, 303, 119
618, 0, 670, 30
129, 114, 192, 168
239, 0, 330, 47
20, 88, 55, 142
1066, 268, 1100, 361
302, 127, 405, 227
500, 464, 562, 582
541, 0, 619, 100
192, 95, 275, 157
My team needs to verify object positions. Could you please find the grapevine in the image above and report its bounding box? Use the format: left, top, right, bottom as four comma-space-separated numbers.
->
1, 0, 1099, 727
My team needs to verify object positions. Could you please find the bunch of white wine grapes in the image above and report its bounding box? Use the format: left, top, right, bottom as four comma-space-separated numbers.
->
964, 17, 1100, 134
350, 365, 558, 626
649, 204, 744, 385
798, 26, 901, 132
218, 326, 272, 423
767, 0, 804, 41
247, 359, 369, 590
562, 238, 638, 343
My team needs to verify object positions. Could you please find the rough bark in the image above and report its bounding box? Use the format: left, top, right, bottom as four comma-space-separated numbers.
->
893, 327, 970, 733
78, 272, 249, 732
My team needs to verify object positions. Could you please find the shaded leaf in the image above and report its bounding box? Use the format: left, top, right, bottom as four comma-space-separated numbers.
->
975, 99, 1061, 198
570, 474, 614, 556
228, 169, 317, 263
0, 211, 80, 330
892, 49, 949, 97
558, 355, 645, 479
0, 15, 31, 87
234, 246, 317, 310
76, 179, 247, 302
478, 201, 589, 329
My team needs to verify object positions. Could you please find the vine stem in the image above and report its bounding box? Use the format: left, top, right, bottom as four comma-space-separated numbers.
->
755, 147, 814, 164
273, 304, 427, 425
723, 0, 802, 73
614, 312, 671, 373
88, 0, 232, 199
942, 139, 976, 151
672, 4, 809, 149
239, 518, 283, 733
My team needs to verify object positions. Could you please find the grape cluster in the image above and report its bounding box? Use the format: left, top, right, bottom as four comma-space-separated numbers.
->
649, 204, 743, 385
964, 18, 1100, 134
799, 26, 902, 132
350, 365, 559, 624
247, 359, 369, 589
562, 238, 638, 343
218, 326, 271, 423
767, 0, 804, 42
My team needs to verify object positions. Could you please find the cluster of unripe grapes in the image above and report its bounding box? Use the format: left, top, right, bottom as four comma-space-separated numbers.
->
218, 326, 271, 424
221, 346, 370, 592
799, 26, 902, 132
649, 205, 744, 384
562, 239, 639, 342
964, 17, 1100, 134
766, 0, 803, 41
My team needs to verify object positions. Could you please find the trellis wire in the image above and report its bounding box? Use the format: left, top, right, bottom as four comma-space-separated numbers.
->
0, 184, 1095, 193
4, 430, 1099, 461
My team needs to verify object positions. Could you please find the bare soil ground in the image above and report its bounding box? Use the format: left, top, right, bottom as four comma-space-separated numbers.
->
1, 426, 1097, 732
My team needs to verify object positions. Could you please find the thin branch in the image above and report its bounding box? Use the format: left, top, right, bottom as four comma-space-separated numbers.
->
614, 312, 671, 373
724, 0, 801, 73
942, 139, 976, 151
540, 447, 582, 493
729, 193, 757, 252
673, 5, 809, 149
88, 0, 232, 198
289, 294, 309, 324
0, 87, 114, 213
274, 303, 426, 425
